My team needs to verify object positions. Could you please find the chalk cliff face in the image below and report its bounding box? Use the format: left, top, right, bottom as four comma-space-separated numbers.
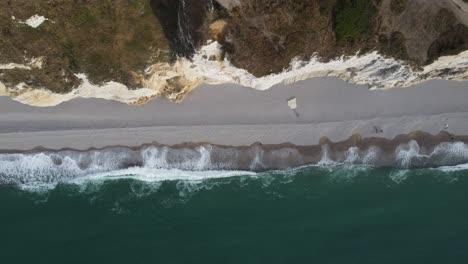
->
0, 0, 467, 105
219, 0, 468, 76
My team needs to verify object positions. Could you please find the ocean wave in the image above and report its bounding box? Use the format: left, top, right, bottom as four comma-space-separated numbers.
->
436, 163, 468, 172
1, 140, 468, 191
73, 168, 256, 185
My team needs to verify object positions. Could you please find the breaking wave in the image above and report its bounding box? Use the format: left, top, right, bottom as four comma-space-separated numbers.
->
1, 140, 468, 191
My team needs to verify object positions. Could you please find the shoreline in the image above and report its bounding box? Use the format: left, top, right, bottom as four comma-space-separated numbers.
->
0, 78, 467, 152
0, 131, 467, 176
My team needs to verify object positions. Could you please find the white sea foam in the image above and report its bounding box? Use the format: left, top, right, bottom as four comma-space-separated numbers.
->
428, 142, 468, 166
389, 170, 410, 184
362, 146, 382, 165
394, 141, 468, 168
0, 145, 260, 190
249, 145, 266, 171
318, 144, 337, 166
344, 147, 362, 164
2, 141, 468, 191
437, 163, 468, 172
72, 168, 255, 185
395, 140, 425, 169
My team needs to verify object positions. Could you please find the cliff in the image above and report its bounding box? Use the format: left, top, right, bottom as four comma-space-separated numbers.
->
219, 0, 468, 76
0, 0, 467, 105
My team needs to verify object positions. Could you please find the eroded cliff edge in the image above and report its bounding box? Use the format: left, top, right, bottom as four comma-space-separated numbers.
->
0, 0, 467, 106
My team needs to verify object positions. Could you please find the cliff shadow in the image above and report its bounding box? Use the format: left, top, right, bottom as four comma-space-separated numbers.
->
150, 0, 214, 59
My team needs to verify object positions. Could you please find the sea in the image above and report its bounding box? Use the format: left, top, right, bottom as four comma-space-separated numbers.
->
1, 158, 468, 263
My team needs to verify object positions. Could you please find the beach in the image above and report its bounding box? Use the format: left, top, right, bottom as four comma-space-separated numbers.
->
1, 78, 468, 151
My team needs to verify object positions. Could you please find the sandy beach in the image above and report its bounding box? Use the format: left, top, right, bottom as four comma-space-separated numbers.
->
0, 78, 468, 151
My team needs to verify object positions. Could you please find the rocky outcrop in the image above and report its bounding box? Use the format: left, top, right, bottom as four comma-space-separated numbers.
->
377, 0, 468, 63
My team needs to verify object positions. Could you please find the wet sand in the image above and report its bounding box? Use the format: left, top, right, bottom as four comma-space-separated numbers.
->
0, 78, 467, 151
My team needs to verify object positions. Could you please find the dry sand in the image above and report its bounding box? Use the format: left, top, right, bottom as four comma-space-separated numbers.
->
0, 78, 467, 151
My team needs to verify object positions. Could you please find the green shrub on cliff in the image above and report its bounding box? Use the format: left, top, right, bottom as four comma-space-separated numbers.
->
333, 0, 375, 44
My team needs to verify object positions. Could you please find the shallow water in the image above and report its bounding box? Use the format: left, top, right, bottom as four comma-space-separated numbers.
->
1, 164, 468, 263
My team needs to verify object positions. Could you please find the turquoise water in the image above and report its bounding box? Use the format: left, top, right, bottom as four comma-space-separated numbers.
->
1, 165, 468, 263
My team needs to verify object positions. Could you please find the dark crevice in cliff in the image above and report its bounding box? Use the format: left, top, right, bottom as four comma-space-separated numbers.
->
150, 0, 220, 59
